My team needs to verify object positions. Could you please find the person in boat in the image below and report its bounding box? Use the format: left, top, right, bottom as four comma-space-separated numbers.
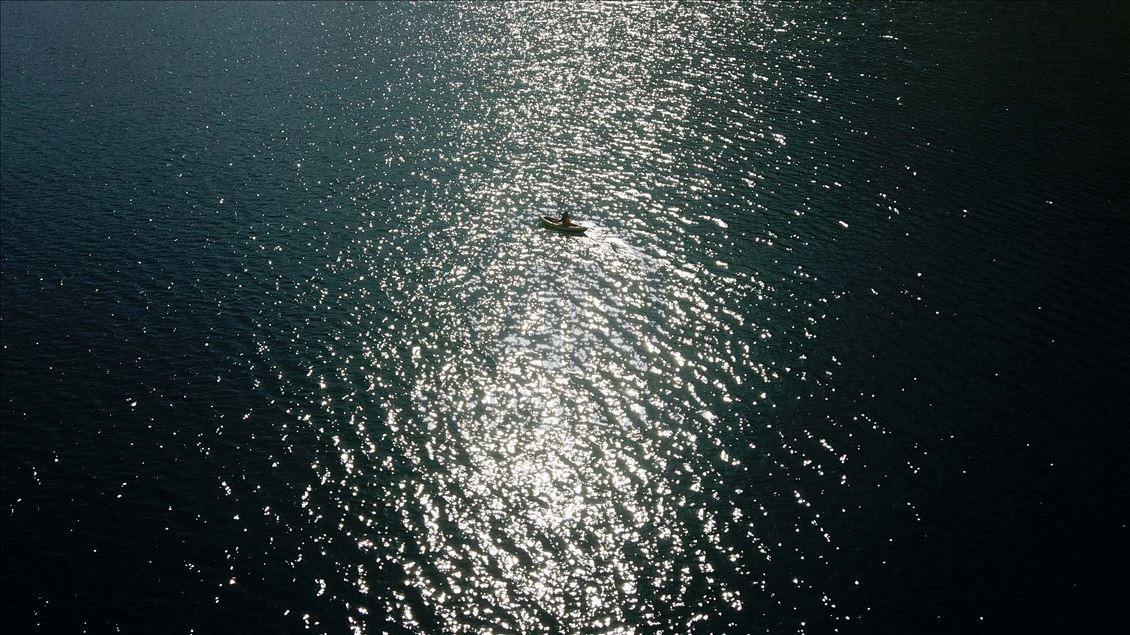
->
558, 210, 572, 226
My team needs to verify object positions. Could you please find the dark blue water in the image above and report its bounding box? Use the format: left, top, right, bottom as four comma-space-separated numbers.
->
3, 2, 1128, 633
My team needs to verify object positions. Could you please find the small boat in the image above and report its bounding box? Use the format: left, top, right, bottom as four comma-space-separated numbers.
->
540, 215, 587, 233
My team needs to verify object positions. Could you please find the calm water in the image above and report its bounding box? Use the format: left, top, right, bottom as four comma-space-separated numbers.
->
2, 2, 1128, 633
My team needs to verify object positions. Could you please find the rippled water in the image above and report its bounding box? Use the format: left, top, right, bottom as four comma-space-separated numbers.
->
3, 2, 1128, 633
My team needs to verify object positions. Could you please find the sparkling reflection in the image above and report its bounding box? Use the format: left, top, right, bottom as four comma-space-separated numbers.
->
248, 1, 882, 631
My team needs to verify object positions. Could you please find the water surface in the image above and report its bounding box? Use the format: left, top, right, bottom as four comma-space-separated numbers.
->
2, 2, 1128, 633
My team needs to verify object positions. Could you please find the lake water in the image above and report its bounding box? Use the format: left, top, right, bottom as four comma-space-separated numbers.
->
2, 2, 1127, 633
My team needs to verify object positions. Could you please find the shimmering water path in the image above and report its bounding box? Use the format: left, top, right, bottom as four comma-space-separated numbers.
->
2, 2, 1128, 633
